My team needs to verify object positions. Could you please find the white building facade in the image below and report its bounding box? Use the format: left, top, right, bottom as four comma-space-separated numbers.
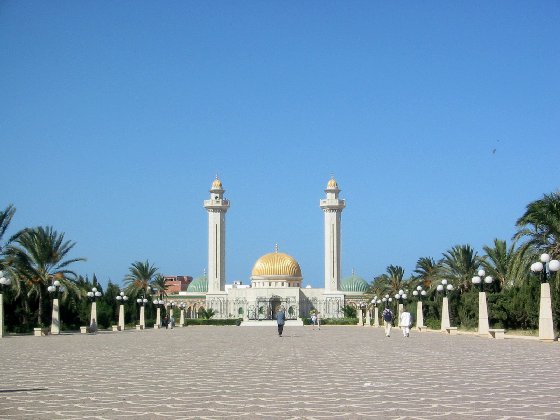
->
173, 176, 367, 320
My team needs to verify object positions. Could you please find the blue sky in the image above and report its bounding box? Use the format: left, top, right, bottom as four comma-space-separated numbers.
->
1, 1, 559, 288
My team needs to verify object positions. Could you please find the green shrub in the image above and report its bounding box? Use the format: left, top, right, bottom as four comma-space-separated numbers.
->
184, 318, 241, 326
321, 317, 358, 325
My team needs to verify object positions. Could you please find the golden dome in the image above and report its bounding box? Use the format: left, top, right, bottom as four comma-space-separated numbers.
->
211, 177, 223, 190
251, 251, 302, 277
327, 177, 338, 189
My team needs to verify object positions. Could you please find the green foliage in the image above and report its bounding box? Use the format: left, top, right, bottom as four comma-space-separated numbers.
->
198, 308, 216, 320
185, 318, 240, 326
320, 317, 358, 325
341, 305, 356, 318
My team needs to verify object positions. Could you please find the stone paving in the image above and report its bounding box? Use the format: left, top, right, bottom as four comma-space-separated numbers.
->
0, 326, 559, 419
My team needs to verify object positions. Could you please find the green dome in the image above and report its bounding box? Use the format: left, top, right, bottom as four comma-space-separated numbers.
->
187, 274, 208, 293
340, 273, 368, 293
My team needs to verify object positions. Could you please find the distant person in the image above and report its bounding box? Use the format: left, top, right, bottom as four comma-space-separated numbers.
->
163, 315, 169, 329
311, 313, 317, 329
382, 307, 394, 337
400, 309, 412, 338
316, 312, 321, 330
277, 307, 286, 337
170, 316, 175, 329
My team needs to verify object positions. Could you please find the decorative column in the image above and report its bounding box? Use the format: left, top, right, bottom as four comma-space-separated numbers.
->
90, 301, 97, 326
539, 283, 555, 342
530, 255, 559, 342
179, 307, 185, 327
373, 306, 380, 327
140, 306, 145, 328
47, 280, 64, 335
365, 309, 371, 326
0, 272, 10, 338
118, 304, 125, 330
51, 298, 60, 335
416, 300, 424, 329
478, 291, 490, 336
156, 307, 161, 329
441, 297, 450, 331
357, 307, 363, 326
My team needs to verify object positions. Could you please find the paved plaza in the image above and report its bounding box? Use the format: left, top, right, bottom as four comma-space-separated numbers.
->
1, 326, 559, 419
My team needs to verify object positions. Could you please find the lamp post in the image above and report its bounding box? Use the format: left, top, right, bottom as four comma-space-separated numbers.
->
412, 286, 427, 331
116, 292, 129, 330
179, 303, 186, 327
136, 296, 148, 329
436, 279, 454, 331
472, 269, 493, 336
370, 297, 382, 327
86, 287, 102, 328
47, 280, 65, 335
381, 294, 393, 308
530, 254, 560, 342
153, 299, 164, 328
167, 301, 176, 327
357, 301, 365, 326
0, 271, 12, 338
394, 289, 407, 325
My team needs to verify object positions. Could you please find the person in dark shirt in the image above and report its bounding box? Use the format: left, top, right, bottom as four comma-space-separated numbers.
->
276, 307, 286, 337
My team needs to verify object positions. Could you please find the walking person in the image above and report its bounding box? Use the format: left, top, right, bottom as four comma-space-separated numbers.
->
382, 307, 394, 337
277, 307, 286, 337
311, 312, 317, 330
400, 309, 412, 337
316, 311, 321, 330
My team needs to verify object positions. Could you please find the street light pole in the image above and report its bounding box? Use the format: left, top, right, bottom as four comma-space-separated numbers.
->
86, 287, 102, 328
530, 254, 560, 342
412, 285, 427, 331
47, 280, 65, 335
370, 297, 382, 328
136, 296, 148, 329
437, 279, 454, 331
0, 271, 12, 338
394, 289, 407, 326
153, 299, 164, 328
116, 292, 129, 330
472, 269, 493, 336
179, 303, 186, 327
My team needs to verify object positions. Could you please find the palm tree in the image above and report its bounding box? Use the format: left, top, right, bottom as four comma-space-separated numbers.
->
123, 260, 159, 300
440, 244, 480, 292
368, 274, 389, 297
7, 226, 85, 326
385, 265, 407, 296
0, 204, 25, 270
152, 274, 169, 299
515, 191, 560, 258
413, 257, 440, 289
482, 238, 530, 288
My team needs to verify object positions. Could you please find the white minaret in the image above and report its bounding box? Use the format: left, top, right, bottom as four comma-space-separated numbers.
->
203, 176, 230, 293
320, 177, 345, 292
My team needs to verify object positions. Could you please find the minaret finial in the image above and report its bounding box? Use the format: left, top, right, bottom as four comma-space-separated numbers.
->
203, 268, 207, 276
274, 243, 279, 253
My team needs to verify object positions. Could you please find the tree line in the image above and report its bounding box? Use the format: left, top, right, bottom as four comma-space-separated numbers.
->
367, 192, 560, 330
1, 191, 559, 332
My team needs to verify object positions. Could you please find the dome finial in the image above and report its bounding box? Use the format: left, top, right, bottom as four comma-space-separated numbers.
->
274, 243, 279, 253
352, 268, 355, 276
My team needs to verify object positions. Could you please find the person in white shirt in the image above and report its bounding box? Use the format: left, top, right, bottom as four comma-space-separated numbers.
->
400, 310, 412, 337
